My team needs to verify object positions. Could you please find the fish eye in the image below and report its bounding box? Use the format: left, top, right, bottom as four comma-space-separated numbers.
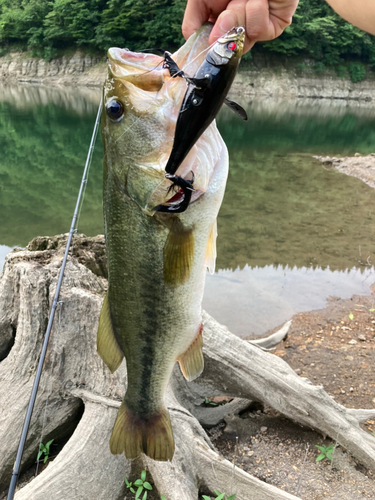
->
227, 42, 237, 51
106, 99, 124, 122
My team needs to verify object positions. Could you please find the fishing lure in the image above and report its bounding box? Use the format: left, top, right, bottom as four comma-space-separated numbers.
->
155, 26, 247, 214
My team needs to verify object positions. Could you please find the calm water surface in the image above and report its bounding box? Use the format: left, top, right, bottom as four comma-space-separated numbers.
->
1, 84, 375, 336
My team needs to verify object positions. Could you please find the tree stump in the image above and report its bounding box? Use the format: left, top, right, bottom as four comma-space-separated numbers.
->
0, 235, 374, 500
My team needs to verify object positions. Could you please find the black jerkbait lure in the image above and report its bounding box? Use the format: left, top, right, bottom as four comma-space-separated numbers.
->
155, 26, 247, 214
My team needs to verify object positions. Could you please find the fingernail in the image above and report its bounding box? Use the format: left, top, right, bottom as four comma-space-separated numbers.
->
218, 11, 238, 35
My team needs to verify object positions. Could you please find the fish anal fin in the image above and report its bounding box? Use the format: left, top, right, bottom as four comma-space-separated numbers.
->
224, 97, 248, 121
205, 220, 217, 275
110, 402, 175, 462
163, 223, 195, 286
177, 328, 204, 382
97, 293, 124, 374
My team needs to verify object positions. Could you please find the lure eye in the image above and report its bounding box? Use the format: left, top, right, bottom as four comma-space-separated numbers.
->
106, 99, 124, 122
227, 42, 237, 51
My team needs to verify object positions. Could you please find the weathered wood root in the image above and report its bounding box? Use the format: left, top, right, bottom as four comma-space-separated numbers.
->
0, 236, 374, 500
15, 402, 129, 500
194, 312, 375, 471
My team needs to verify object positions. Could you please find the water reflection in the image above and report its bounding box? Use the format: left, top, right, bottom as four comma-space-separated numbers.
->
0, 84, 101, 114
1, 83, 375, 336
203, 264, 375, 337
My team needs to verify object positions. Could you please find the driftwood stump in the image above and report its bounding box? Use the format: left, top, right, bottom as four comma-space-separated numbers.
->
0, 235, 375, 500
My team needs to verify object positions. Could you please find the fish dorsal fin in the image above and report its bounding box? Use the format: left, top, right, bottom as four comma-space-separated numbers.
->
97, 293, 124, 373
163, 221, 195, 286
224, 98, 248, 121
205, 220, 217, 275
177, 328, 204, 381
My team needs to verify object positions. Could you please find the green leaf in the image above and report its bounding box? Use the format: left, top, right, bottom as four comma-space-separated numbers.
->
213, 491, 220, 496
216, 494, 225, 500
142, 491, 148, 500
315, 445, 326, 452
135, 486, 144, 499
144, 482, 152, 490
160, 496, 167, 500
43, 455, 48, 464
134, 479, 144, 487
349, 313, 354, 320
227, 495, 236, 500
202, 496, 211, 500
316, 453, 326, 462
45, 439, 54, 451
141, 470, 147, 482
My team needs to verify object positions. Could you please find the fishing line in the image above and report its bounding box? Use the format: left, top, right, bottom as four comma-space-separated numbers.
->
7, 96, 103, 500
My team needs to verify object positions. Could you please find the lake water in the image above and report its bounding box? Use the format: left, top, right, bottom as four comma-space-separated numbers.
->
1, 84, 375, 337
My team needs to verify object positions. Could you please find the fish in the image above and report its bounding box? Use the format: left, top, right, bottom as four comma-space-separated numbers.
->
97, 24, 245, 462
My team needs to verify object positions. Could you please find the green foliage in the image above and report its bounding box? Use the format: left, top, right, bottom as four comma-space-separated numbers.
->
313, 61, 325, 72
315, 444, 334, 462
0, 0, 375, 69
261, 0, 375, 67
125, 470, 153, 500
37, 439, 54, 464
348, 62, 366, 82
202, 491, 236, 500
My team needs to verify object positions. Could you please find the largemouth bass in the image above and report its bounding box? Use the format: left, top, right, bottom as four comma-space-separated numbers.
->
98, 25, 245, 462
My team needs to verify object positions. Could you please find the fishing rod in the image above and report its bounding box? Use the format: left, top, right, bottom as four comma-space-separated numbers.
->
7, 96, 103, 500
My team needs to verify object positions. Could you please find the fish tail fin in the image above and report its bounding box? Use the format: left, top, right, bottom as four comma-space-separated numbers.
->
110, 402, 175, 462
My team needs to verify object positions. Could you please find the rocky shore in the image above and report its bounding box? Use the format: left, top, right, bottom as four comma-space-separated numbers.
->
2, 51, 375, 101
314, 153, 375, 189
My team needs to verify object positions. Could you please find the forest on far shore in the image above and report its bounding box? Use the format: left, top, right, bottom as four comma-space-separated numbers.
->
0, 0, 375, 80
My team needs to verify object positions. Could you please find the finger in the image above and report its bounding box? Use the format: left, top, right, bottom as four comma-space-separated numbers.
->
246, 0, 298, 42
245, 0, 274, 41
182, 0, 231, 40
208, 0, 254, 52
182, 0, 210, 40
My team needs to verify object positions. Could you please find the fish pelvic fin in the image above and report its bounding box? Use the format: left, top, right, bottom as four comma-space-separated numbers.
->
163, 221, 195, 286
97, 293, 124, 373
205, 220, 217, 275
110, 402, 175, 462
177, 328, 204, 382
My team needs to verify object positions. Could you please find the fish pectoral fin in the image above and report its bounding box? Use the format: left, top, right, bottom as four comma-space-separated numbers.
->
224, 98, 248, 121
110, 402, 175, 462
205, 220, 217, 275
163, 222, 195, 285
97, 293, 124, 373
177, 329, 204, 382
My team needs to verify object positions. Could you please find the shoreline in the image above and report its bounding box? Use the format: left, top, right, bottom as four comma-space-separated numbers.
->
2, 51, 375, 101
314, 153, 375, 189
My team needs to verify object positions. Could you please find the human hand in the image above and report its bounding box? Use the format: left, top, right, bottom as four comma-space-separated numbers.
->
182, 0, 300, 53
